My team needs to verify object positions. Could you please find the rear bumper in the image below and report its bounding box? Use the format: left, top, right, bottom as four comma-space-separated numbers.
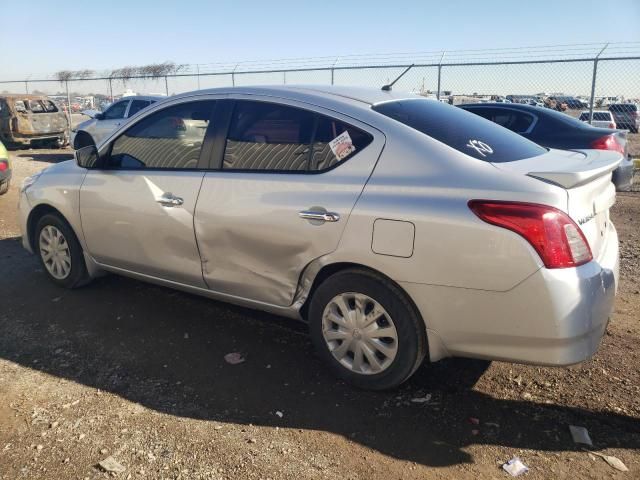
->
403, 222, 619, 365
612, 159, 635, 191
9, 132, 67, 146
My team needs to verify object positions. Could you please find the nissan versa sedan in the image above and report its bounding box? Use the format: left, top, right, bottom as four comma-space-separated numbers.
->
18, 86, 620, 390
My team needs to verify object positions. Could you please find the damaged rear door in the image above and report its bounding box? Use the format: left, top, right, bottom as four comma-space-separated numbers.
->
21, 99, 67, 137
194, 98, 384, 307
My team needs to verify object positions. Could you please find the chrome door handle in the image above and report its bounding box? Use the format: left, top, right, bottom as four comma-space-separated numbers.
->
298, 210, 340, 222
157, 192, 184, 207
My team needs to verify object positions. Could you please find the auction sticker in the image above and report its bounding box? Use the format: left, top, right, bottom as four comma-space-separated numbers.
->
329, 130, 356, 160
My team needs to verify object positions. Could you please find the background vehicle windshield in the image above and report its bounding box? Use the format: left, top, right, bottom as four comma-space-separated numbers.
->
373, 99, 546, 162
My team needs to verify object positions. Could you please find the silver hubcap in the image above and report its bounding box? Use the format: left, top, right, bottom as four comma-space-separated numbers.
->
322, 292, 398, 375
39, 225, 72, 280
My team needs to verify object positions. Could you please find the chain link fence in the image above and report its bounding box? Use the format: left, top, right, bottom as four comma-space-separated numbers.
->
1, 43, 639, 154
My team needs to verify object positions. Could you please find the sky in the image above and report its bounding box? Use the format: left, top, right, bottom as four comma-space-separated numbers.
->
1, 0, 639, 79
1, 0, 639, 98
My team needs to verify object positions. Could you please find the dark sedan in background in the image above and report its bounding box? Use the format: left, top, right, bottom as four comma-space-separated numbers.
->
459, 103, 635, 191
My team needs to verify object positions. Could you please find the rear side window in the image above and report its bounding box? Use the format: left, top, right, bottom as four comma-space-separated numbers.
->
14, 100, 27, 113
28, 100, 44, 113
127, 100, 152, 117
43, 100, 58, 112
374, 99, 546, 162
466, 107, 535, 134
109, 101, 214, 169
223, 101, 372, 172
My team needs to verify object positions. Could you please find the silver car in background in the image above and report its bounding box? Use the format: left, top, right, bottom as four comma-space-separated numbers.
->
18, 86, 620, 390
71, 95, 163, 149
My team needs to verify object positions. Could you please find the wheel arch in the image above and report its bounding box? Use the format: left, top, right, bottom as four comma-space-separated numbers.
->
298, 261, 423, 327
27, 204, 77, 252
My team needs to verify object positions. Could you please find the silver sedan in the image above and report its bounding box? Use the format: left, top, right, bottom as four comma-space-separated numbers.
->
18, 86, 620, 390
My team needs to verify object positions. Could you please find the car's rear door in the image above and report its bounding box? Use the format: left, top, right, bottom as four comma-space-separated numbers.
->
80, 98, 218, 287
194, 97, 384, 307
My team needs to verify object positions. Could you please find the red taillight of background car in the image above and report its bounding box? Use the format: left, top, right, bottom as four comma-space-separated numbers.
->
590, 134, 625, 155
608, 123, 616, 129
0, 160, 8, 172
468, 200, 592, 269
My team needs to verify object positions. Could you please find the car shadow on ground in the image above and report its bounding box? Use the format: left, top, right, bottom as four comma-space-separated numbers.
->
0, 236, 638, 468
16, 151, 74, 163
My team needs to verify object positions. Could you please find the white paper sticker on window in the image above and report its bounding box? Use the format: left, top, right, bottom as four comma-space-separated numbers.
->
329, 130, 356, 161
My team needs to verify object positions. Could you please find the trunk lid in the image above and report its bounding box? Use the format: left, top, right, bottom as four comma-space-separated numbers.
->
492, 148, 621, 260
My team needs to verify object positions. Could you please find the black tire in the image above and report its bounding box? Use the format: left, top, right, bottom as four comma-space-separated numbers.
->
0, 180, 9, 195
35, 213, 91, 288
73, 132, 94, 150
309, 268, 427, 390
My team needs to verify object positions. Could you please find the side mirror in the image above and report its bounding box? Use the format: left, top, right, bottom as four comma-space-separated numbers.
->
75, 145, 99, 169
94, 112, 104, 120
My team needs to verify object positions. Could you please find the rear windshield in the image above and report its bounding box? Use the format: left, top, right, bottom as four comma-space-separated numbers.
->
579, 112, 611, 121
373, 99, 546, 162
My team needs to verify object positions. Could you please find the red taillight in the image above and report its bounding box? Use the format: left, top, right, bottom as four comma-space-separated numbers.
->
468, 200, 592, 269
608, 123, 616, 129
590, 134, 625, 155
0, 160, 7, 172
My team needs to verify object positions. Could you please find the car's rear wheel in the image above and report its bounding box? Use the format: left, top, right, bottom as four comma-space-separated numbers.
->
73, 132, 95, 150
0, 180, 9, 195
309, 269, 427, 390
35, 213, 90, 288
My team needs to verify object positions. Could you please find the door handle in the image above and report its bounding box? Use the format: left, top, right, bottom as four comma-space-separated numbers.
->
156, 192, 184, 207
298, 210, 340, 222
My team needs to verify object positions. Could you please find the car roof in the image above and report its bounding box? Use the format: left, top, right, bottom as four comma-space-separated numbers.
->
119, 95, 165, 101
459, 102, 542, 112
0, 94, 56, 100
171, 85, 421, 107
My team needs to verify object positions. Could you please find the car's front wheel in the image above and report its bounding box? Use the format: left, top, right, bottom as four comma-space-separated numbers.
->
309, 269, 427, 390
35, 213, 91, 288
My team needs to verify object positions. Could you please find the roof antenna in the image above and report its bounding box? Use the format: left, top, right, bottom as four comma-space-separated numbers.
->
381, 64, 415, 91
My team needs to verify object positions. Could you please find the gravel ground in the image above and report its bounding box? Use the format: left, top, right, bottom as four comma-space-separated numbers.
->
0, 149, 638, 480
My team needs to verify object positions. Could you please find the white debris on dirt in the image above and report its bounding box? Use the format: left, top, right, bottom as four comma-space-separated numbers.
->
569, 425, 593, 446
98, 456, 126, 473
502, 457, 529, 477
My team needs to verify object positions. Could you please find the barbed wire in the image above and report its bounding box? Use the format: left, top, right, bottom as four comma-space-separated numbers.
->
3, 42, 640, 82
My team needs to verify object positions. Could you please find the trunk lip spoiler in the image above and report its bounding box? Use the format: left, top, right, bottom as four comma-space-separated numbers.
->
495, 149, 623, 189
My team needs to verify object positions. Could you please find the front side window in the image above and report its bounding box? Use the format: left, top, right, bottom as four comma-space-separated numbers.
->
14, 100, 27, 113
103, 101, 129, 120
109, 100, 215, 169
223, 101, 373, 172
374, 99, 546, 162
127, 100, 152, 118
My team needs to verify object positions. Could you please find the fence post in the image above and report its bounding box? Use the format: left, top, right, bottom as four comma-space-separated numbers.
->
196, 64, 201, 90
589, 43, 608, 124
331, 57, 339, 86
436, 51, 446, 100
24, 81, 29, 94
65, 80, 72, 131
108, 78, 113, 102
283, 71, 286, 84
164, 76, 169, 96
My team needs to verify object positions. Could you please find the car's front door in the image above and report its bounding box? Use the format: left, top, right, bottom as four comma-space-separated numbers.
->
194, 98, 384, 306
93, 100, 130, 144
80, 99, 218, 287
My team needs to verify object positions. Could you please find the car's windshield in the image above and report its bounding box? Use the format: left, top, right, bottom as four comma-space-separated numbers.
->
373, 99, 546, 162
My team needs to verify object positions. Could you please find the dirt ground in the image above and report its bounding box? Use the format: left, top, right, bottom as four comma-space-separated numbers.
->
0, 149, 638, 480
